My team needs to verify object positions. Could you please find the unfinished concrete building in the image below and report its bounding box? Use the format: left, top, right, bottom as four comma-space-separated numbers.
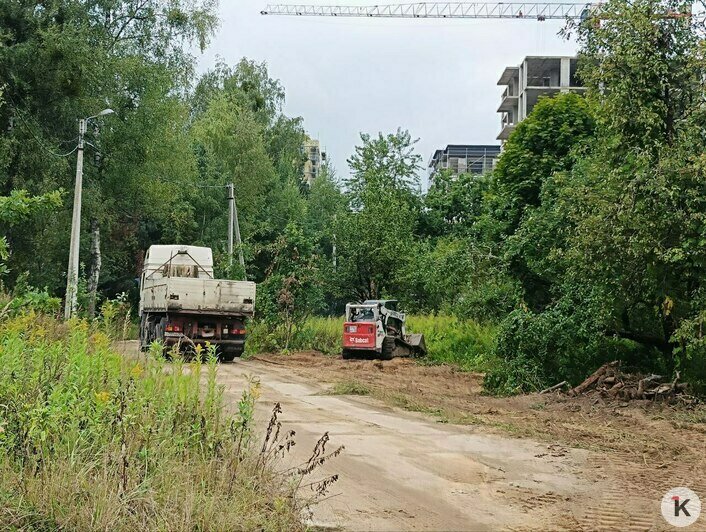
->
497, 56, 584, 141
302, 138, 324, 186
428, 144, 501, 176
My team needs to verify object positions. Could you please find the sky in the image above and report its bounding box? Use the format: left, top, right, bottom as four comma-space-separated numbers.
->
197, 0, 579, 185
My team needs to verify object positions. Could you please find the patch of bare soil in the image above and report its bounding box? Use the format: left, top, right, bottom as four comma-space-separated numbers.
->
255, 351, 706, 529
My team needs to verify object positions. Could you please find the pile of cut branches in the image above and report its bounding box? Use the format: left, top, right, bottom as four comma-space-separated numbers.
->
566, 361, 693, 402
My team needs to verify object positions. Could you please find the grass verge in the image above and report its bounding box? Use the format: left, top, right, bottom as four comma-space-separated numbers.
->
0, 312, 306, 530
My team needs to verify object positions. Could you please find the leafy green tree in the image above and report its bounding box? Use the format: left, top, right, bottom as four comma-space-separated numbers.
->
0, 0, 218, 308
424, 170, 493, 237
333, 130, 421, 302
345, 128, 422, 209
489, 0, 706, 391
484, 92, 595, 240
564, 0, 706, 368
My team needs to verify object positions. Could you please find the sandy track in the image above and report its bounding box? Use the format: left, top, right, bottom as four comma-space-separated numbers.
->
213, 358, 601, 531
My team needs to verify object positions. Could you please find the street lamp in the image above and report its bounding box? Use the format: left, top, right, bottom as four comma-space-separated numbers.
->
64, 108, 114, 319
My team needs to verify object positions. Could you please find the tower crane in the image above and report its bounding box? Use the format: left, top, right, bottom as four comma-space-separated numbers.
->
260, 2, 691, 21
260, 2, 591, 21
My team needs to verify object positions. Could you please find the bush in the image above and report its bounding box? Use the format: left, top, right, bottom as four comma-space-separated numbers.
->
0, 281, 62, 318
99, 292, 136, 339
0, 313, 304, 530
484, 305, 663, 395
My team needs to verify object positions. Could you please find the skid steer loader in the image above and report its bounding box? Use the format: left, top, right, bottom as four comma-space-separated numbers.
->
342, 300, 426, 360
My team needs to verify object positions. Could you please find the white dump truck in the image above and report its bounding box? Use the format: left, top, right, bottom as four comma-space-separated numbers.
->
139, 245, 256, 361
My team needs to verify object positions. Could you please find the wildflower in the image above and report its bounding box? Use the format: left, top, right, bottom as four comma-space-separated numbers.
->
130, 363, 143, 379
95, 391, 110, 403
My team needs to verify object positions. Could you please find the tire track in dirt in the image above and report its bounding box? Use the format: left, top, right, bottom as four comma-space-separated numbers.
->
118, 343, 706, 530
215, 359, 604, 531
577, 450, 706, 531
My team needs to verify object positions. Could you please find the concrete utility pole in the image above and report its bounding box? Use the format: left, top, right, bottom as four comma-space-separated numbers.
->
227, 183, 234, 266
227, 183, 245, 277
64, 109, 114, 319
332, 213, 337, 271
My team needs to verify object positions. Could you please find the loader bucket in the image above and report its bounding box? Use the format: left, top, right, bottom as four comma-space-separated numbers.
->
404, 333, 427, 357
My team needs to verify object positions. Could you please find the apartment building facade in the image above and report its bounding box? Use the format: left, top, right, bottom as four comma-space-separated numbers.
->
497, 56, 584, 141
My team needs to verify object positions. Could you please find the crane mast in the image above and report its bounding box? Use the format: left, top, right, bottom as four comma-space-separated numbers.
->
260, 2, 593, 20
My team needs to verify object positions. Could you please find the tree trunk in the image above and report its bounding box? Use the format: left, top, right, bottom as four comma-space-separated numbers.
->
87, 218, 102, 319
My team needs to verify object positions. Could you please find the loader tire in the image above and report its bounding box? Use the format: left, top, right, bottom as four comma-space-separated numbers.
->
381, 337, 395, 360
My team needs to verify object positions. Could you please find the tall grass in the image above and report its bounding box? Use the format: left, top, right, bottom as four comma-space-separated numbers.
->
0, 312, 305, 530
246, 316, 342, 355
407, 315, 498, 371
247, 314, 498, 372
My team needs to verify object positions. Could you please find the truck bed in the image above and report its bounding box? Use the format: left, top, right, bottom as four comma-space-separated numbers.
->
141, 278, 256, 316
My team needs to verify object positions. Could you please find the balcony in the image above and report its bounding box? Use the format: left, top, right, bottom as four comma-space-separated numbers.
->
497, 124, 516, 141
497, 87, 518, 112
497, 66, 519, 86
497, 113, 516, 141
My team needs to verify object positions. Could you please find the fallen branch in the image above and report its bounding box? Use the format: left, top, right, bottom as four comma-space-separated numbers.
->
252, 356, 286, 366
567, 362, 691, 403
539, 381, 567, 395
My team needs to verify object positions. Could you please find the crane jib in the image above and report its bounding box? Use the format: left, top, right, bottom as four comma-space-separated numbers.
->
260, 2, 693, 21
260, 2, 594, 20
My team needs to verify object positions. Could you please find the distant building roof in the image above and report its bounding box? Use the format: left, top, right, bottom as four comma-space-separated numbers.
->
428, 144, 501, 168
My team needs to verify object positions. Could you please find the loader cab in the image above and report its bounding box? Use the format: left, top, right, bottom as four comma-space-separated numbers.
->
350, 306, 376, 322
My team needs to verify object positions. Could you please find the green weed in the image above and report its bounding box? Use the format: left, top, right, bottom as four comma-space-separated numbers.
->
329, 380, 371, 396
0, 312, 304, 530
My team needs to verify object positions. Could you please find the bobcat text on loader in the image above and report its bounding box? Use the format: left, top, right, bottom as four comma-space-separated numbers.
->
342, 300, 426, 360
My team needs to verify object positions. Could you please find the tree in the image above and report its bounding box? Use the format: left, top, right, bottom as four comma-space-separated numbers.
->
489, 0, 706, 391
345, 128, 422, 209
485, 92, 595, 240
424, 170, 493, 237
333, 130, 421, 301
0, 0, 218, 310
564, 0, 706, 365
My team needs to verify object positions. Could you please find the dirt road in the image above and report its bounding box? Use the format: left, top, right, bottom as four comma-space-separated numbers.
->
120, 343, 704, 530
215, 358, 605, 531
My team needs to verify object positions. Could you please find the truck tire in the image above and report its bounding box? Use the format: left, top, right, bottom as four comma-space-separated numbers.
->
220, 352, 237, 363
220, 346, 244, 362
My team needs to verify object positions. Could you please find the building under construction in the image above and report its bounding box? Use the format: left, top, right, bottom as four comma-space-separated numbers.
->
302, 138, 324, 186
428, 144, 501, 176
497, 56, 585, 141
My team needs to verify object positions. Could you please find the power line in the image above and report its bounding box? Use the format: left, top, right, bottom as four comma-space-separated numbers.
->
7, 103, 80, 158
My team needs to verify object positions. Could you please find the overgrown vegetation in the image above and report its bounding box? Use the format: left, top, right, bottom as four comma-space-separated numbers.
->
0, 312, 311, 529
247, 315, 498, 372
329, 380, 371, 396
